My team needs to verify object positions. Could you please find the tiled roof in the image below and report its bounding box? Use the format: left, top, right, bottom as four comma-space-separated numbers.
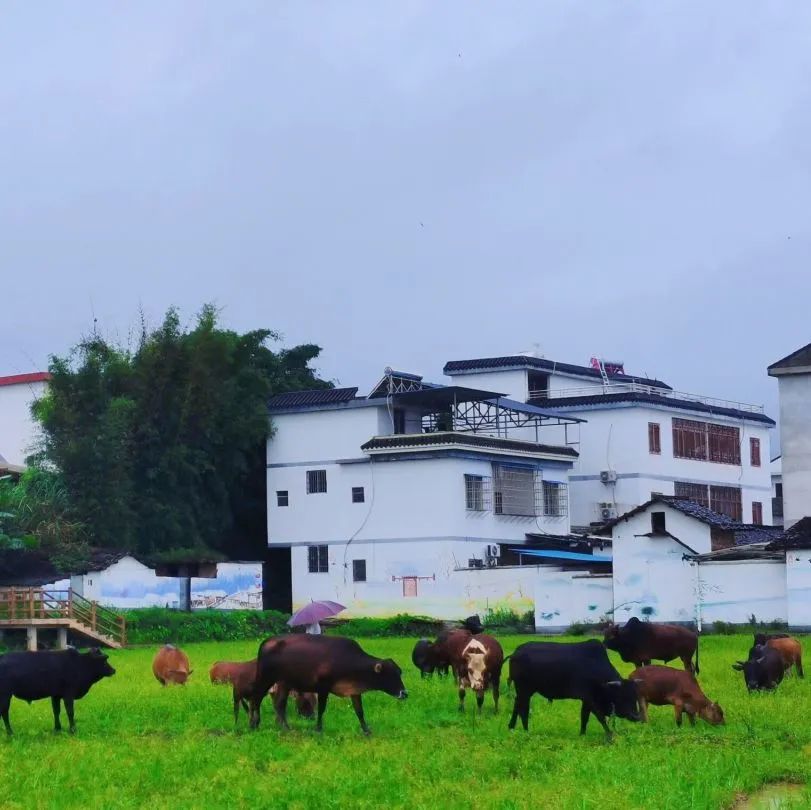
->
767, 517, 811, 550
268, 387, 357, 410
768, 342, 811, 374
535, 391, 775, 425
360, 431, 579, 457
0, 372, 50, 387
443, 356, 671, 390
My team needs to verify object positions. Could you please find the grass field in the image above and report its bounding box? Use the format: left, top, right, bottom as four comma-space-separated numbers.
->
1, 634, 810, 809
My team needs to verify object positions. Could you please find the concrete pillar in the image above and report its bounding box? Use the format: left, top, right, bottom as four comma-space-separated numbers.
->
179, 577, 192, 611
57, 628, 68, 650
26, 626, 38, 651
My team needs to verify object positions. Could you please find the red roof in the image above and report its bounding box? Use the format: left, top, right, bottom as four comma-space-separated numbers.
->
0, 372, 51, 387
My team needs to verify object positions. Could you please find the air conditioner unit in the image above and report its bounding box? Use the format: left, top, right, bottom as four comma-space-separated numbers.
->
601, 507, 617, 520
468, 558, 484, 569
486, 544, 501, 559
600, 470, 618, 484
486, 556, 498, 568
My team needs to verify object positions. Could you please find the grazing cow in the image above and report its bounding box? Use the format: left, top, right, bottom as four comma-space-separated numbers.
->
412, 640, 441, 678
750, 635, 803, 677
733, 645, 785, 691
433, 628, 472, 681
629, 665, 724, 727
210, 660, 316, 724
249, 635, 407, 735
456, 634, 504, 713
508, 640, 641, 737
152, 644, 192, 685
604, 617, 699, 673
0, 648, 115, 735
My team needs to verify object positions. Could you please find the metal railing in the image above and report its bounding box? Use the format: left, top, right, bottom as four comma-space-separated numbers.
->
529, 381, 764, 414
0, 588, 126, 646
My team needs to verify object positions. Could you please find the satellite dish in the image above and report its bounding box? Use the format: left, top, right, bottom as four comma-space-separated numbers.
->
384, 366, 393, 376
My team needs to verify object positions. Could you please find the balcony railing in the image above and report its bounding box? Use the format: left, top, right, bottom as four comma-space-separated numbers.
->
529, 382, 764, 415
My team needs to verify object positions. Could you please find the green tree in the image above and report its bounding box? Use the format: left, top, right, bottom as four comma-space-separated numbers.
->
32, 305, 330, 558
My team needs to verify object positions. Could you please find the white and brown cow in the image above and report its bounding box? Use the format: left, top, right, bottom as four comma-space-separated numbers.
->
456, 634, 504, 714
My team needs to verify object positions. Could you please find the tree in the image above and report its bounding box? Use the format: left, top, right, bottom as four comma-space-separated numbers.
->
32, 305, 330, 558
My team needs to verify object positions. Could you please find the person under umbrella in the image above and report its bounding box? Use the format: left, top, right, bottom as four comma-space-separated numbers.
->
288, 600, 346, 635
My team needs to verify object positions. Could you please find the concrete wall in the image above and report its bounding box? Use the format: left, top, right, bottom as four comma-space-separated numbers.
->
0, 379, 48, 466
786, 550, 811, 629
698, 560, 787, 627
776, 374, 811, 528
534, 570, 613, 631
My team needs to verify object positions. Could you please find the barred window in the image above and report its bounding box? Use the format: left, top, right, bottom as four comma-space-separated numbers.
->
465, 474, 491, 511
708, 424, 741, 465
352, 559, 367, 582
542, 481, 568, 517
307, 545, 329, 573
673, 418, 740, 465
674, 481, 710, 508
750, 438, 761, 467
276, 490, 289, 507
648, 423, 661, 454
492, 465, 541, 517
306, 469, 327, 494
710, 485, 742, 521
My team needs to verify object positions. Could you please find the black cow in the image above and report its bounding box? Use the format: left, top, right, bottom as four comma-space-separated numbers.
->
508, 640, 641, 737
412, 639, 439, 678
733, 645, 785, 691
462, 615, 484, 635
249, 635, 407, 735
0, 647, 116, 735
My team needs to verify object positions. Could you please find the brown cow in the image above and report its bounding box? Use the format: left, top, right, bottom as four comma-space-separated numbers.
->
152, 644, 192, 685
433, 628, 473, 681
629, 665, 724, 727
604, 617, 699, 673
456, 634, 504, 714
210, 660, 316, 724
752, 635, 803, 677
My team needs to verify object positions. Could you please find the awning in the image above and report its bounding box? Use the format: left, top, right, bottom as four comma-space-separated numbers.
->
508, 548, 612, 563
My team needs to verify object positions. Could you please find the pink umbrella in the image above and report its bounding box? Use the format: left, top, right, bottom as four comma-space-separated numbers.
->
287, 600, 346, 627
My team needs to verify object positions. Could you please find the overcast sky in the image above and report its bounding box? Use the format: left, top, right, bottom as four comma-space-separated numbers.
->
2, 2, 810, 440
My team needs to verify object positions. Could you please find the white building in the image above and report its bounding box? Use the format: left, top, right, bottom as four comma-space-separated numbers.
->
0, 372, 49, 470
770, 456, 783, 527
444, 354, 775, 530
768, 343, 811, 529
265, 372, 586, 618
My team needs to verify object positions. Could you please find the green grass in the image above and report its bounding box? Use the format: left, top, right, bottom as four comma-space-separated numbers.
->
1, 634, 810, 809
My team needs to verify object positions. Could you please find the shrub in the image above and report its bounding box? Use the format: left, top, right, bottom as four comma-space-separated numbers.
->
482, 607, 534, 632
330, 614, 444, 638
567, 622, 587, 636
710, 621, 737, 635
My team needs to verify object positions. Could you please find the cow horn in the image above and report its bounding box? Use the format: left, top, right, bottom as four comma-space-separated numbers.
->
374, 662, 383, 673
604, 680, 621, 687
756, 657, 765, 664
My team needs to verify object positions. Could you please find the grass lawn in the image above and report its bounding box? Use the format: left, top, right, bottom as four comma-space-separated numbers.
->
1, 634, 810, 809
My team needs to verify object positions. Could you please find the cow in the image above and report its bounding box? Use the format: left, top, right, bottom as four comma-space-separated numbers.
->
210, 659, 316, 724
629, 665, 724, 727
507, 640, 641, 738
603, 617, 699, 673
733, 644, 785, 691
456, 634, 504, 713
152, 644, 192, 685
462, 615, 484, 635
249, 635, 407, 735
0, 647, 115, 735
750, 635, 803, 677
433, 628, 473, 681
411, 639, 441, 678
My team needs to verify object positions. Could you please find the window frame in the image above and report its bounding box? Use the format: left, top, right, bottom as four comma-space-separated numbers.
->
750, 437, 761, 467
276, 490, 289, 507
752, 501, 763, 525
651, 511, 667, 534
542, 481, 568, 517
307, 544, 329, 574
672, 418, 741, 465
351, 486, 365, 504
464, 474, 488, 512
709, 485, 743, 521
306, 469, 327, 494
648, 422, 661, 455
352, 559, 367, 582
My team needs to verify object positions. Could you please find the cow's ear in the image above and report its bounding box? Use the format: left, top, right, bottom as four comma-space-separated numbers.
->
374, 662, 383, 673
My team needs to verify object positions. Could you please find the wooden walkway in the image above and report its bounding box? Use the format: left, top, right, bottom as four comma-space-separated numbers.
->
0, 588, 126, 649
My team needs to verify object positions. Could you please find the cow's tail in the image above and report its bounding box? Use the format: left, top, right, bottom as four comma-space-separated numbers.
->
502, 654, 513, 691
694, 637, 700, 676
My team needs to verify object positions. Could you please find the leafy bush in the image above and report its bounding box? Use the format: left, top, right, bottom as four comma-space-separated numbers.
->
482, 606, 534, 632
124, 608, 289, 645
330, 614, 444, 638
567, 622, 587, 636
710, 621, 738, 635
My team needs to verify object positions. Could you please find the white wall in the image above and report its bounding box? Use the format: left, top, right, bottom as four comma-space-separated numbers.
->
0, 379, 47, 466
786, 550, 811, 629
776, 374, 811, 528
446, 369, 530, 402
534, 570, 613, 631
698, 560, 787, 626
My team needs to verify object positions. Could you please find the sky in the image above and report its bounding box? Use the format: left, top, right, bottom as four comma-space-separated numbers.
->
2, 1, 810, 444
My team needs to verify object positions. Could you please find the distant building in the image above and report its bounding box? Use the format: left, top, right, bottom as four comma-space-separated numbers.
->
445, 354, 775, 529
768, 343, 811, 529
771, 455, 783, 527
0, 372, 50, 469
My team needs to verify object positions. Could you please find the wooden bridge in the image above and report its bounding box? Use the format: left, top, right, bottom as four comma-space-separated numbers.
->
0, 588, 126, 650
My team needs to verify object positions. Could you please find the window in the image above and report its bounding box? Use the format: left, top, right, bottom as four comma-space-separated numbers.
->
750, 438, 761, 467
402, 576, 418, 597
465, 474, 491, 511
352, 486, 365, 504
648, 423, 661, 454
674, 481, 710, 508
492, 465, 540, 516
393, 409, 406, 434
352, 559, 367, 582
306, 469, 327, 494
651, 512, 667, 534
276, 490, 289, 507
672, 418, 740, 464
527, 371, 549, 400
776, 483, 783, 498
710, 485, 742, 521
307, 545, 329, 573
542, 481, 568, 517
752, 502, 763, 525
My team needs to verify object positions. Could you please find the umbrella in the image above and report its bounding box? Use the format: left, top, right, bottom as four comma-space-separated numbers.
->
287, 600, 346, 627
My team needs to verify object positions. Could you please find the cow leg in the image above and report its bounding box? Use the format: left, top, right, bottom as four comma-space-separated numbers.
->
0, 693, 11, 736
64, 697, 76, 734
233, 690, 241, 726
579, 702, 591, 735
508, 689, 529, 731
273, 686, 291, 730
674, 701, 683, 727
315, 691, 329, 733
350, 694, 371, 736
475, 690, 484, 714
682, 655, 694, 674
687, 710, 696, 727
458, 685, 466, 713
590, 705, 613, 739
638, 696, 648, 723
492, 673, 501, 714
51, 696, 62, 732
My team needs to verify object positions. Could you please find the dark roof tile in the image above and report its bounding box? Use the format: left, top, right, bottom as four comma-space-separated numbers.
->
268, 387, 357, 410
361, 431, 578, 457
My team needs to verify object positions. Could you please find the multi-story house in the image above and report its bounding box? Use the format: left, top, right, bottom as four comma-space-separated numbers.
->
444, 354, 775, 530
0, 371, 50, 472
265, 371, 584, 616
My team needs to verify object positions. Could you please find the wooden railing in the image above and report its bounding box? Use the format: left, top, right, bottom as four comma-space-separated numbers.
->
0, 588, 126, 647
